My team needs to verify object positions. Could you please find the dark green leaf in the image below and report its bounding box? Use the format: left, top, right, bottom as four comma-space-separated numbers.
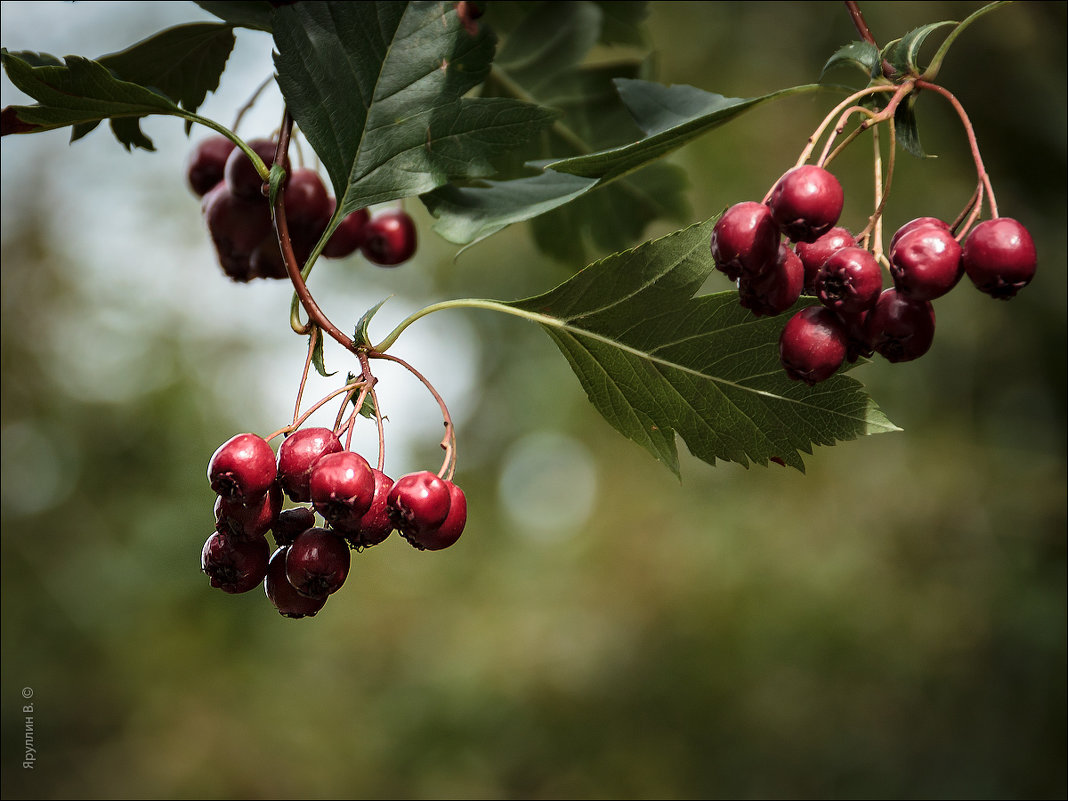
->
882, 21, 955, 77
194, 1, 275, 32
819, 40, 881, 82
345, 373, 379, 419
895, 92, 927, 158
355, 297, 392, 348
509, 218, 899, 474
272, 1, 554, 241
311, 328, 335, 378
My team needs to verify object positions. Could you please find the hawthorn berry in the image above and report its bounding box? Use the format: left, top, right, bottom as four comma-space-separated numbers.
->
322, 207, 370, 259
187, 135, 236, 197
277, 427, 344, 503
285, 527, 351, 598
408, 481, 467, 552
779, 306, 848, 385
334, 468, 395, 549
207, 433, 277, 505
767, 165, 844, 243
388, 471, 452, 545
710, 201, 780, 281
738, 243, 803, 316
794, 226, 856, 293
223, 138, 278, 201
888, 217, 951, 258
361, 209, 418, 266
961, 217, 1037, 299
201, 530, 270, 594
201, 183, 273, 282
265, 546, 327, 618
215, 484, 282, 540
889, 224, 963, 301
309, 450, 376, 527
815, 246, 882, 314
272, 507, 317, 548
864, 288, 936, 363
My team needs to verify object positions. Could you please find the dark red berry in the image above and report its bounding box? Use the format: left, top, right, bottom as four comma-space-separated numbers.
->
388, 471, 452, 545
738, 243, 803, 316
201, 530, 269, 594
215, 483, 282, 540
265, 546, 327, 618
837, 309, 873, 363
779, 306, 848, 385
202, 183, 273, 282
815, 246, 882, 314
309, 450, 376, 527
361, 209, 417, 266
767, 165, 844, 243
207, 433, 277, 505
334, 469, 394, 549
795, 226, 855, 293
407, 481, 467, 552
272, 506, 317, 548
187, 135, 236, 197
322, 207, 370, 259
864, 288, 936, 363
961, 218, 1037, 299
889, 224, 963, 301
285, 527, 350, 598
224, 138, 278, 201
710, 201, 780, 281
888, 217, 951, 258
284, 169, 331, 230
277, 427, 344, 503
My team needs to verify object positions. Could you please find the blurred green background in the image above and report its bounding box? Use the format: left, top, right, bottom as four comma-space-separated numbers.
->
1, 2, 1064, 798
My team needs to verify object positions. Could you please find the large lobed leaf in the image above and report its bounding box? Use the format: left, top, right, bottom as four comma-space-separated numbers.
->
508, 218, 899, 474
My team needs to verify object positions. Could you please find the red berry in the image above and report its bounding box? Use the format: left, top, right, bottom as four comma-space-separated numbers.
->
815, 246, 882, 314
223, 138, 278, 201
961, 218, 1037, 299
388, 471, 452, 545
361, 209, 417, 266
322, 207, 370, 259
265, 546, 327, 618
794, 226, 855, 293
334, 469, 395, 549
187, 135, 236, 197
201, 530, 269, 594
272, 507, 317, 548
215, 483, 282, 540
709, 201, 780, 281
864, 288, 936, 363
308, 450, 376, 527
207, 433, 277, 505
889, 224, 963, 301
767, 165, 844, 243
888, 217, 951, 258
201, 183, 273, 282
779, 306, 848, 385
738, 243, 803, 316
276, 427, 344, 503
285, 527, 350, 598
414, 481, 467, 552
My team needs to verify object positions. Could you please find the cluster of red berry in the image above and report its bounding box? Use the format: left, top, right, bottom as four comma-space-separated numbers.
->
710, 165, 1037, 385
186, 136, 417, 282
202, 430, 467, 618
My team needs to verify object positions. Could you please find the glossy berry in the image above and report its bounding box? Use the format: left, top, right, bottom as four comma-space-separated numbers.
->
816, 246, 882, 314
202, 183, 273, 282
710, 201, 780, 281
388, 471, 452, 544
864, 288, 936, 363
961, 218, 1037, 299
767, 165, 844, 243
837, 309, 873, 363
322, 207, 370, 259
284, 169, 332, 254
361, 209, 417, 266
334, 469, 395, 549
201, 530, 269, 594
285, 527, 350, 598
215, 484, 282, 540
795, 226, 855, 293
224, 138, 278, 201
272, 506, 317, 548
889, 224, 963, 301
265, 546, 327, 618
779, 306, 848, 385
405, 481, 467, 552
208, 433, 277, 505
309, 450, 376, 527
738, 243, 803, 316
888, 217, 951, 258
277, 427, 344, 503
187, 135, 236, 197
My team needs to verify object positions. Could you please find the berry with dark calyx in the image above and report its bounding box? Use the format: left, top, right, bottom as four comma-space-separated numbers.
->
265, 547, 327, 618
779, 306, 848, 385
277, 427, 344, 503
272, 506, 317, 548
795, 226, 855, 293
405, 481, 467, 552
361, 209, 418, 266
187, 135, 236, 197
309, 450, 376, 528
738, 243, 803, 316
208, 433, 277, 505
201, 530, 269, 594
215, 483, 282, 540
322, 207, 370, 259
816, 246, 883, 314
961, 217, 1037, 299
285, 527, 350, 598
202, 183, 273, 282
388, 471, 452, 545
864, 288, 936, 363
223, 138, 278, 201
888, 217, 951, 258
710, 201, 780, 281
334, 469, 395, 549
767, 165, 844, 243
889, 224, 963, 301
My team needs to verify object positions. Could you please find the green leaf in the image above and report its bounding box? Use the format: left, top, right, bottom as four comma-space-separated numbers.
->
882, 21, 955, 77
345, 373, 379, 419
924, 1, 1012, 80
819, 41, 881, 82
355, 297, 392, 348
268, 162, 286, 209
894, 92, 928, 159
1, 49, 182, 149
508, 219, 899, 474
271, 1, 554, 240
311, 328, 335, 378
194, 1, 275, 32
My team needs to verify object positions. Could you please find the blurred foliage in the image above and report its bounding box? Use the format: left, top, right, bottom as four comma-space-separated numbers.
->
1, 2, 1065, 799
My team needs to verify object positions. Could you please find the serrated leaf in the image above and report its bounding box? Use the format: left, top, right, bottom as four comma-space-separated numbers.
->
895, 92, 928, 158
311, 328, 336, 378
819, 40, 881, 82
355, 297, 392, 348
508, 219, 899, 474
1, 50, 182, 148
882, 21, 955, 77
271, 1, 554, 243
195, 1, 275, 32
345, 372, 379, 420
924, 1, 1012, 80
